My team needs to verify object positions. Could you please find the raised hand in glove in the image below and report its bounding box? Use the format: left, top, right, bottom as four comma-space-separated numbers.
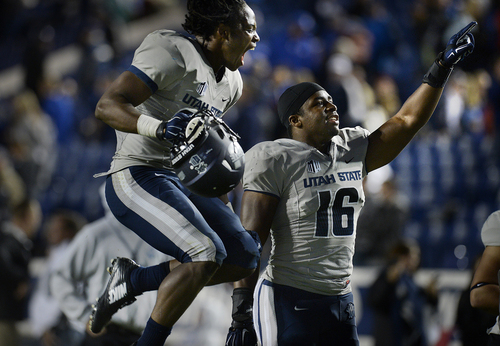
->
225, 288, 257, 346
441, 21, 476, 68
423, 21, 477, 88
156, 109, 193, 142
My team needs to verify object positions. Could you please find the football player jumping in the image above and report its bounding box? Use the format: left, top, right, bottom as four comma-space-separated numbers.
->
88, 1, 261, 346
229, 22, 477, 346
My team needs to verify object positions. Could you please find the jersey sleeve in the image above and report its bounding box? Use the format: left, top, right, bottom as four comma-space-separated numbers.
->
243, 143, 282, 198
129, 31, 186, 93
337, 126, 371, 176
481, 211, 500, 246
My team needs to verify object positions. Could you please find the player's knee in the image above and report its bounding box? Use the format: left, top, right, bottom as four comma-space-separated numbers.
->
191, 260, 220, 281
234, 230, 262, 270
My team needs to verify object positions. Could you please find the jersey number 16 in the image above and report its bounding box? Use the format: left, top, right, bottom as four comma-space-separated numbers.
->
315, 187, 359, 237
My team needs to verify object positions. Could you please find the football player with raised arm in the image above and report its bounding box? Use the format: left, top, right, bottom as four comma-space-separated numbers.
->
225, 22, 477, 346
88, 1, 261, 346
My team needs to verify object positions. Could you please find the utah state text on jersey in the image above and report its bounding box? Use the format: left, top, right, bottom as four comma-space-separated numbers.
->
303, 170, 362, 188
182, 94, 223, 117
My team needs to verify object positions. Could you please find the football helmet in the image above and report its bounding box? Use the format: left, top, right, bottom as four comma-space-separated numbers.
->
171, 110, 245, 197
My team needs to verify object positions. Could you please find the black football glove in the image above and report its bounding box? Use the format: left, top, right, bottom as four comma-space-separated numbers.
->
225, 288, 257, 346
156, 109, 193, 142
441, 22, 476, 68
423, 21, 477, 88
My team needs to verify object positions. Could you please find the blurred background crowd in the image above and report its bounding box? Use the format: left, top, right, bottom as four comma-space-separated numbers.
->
0, 0, 499, 345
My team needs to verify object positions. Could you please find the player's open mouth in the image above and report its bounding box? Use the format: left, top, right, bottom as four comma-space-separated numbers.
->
241, 46, 256, 64
327, 114, 339, 125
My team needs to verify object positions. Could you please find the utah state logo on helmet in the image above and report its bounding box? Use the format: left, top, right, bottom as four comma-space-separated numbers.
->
170, 110, 245, 198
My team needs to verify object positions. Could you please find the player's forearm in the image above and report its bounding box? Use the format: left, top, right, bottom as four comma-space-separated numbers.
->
394, 83, 443, 134
365, 83, 444, 172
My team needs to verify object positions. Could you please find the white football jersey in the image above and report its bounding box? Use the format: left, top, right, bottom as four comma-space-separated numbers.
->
101, 30, 243, 175
481, 211, 500, 247
243, 127, 370, 295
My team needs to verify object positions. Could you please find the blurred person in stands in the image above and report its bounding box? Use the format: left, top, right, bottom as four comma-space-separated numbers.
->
373, 74, 401, 116
489, 56, 500, 168
88, 2, 261, 346
3, 89, 57, 198
0, 147, 26, 218
455, 255, 497, 346
368, 239, 438, 346
470, 210, 500, 344
28, 209, 87, 346
228, 22, 476, 346
366, 74, 401, 132
50, 186, 170, 346
22, 25, 54, 100
268, 10, 326, 76
76, 6, 118, 102
0, 198, 42, 346
323, 53, 368, 129
39, 77, 79, 145
356, 178, 409, 265
461, 69, 490, 136
440, 70, 468, 137
224, 75, 272, 152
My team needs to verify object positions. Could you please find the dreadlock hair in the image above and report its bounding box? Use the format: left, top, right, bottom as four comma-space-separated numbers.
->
182, 0, 248, 41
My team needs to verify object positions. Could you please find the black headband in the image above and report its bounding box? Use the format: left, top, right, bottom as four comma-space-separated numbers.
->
277, 82, 325, 129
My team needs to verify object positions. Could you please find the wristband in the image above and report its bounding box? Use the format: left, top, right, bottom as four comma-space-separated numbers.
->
470, 282, 498, 292
231, 288, 254, 322
137, 114, 162, 138
423, 53, 454, 88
